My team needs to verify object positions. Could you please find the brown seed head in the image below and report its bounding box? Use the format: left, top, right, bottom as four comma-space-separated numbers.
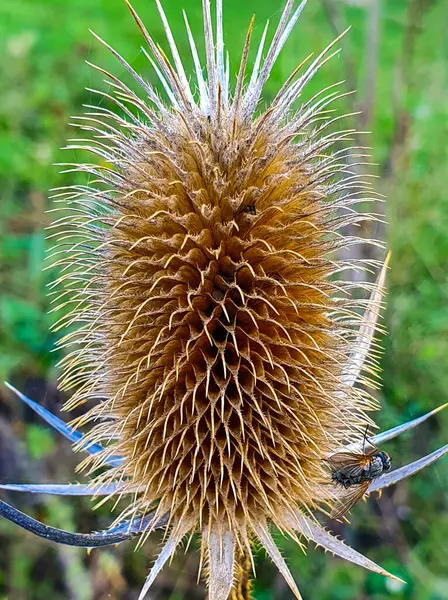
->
50, 1, 381, 597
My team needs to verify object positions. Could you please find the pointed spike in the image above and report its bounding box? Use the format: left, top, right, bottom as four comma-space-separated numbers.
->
278, 30, 350, 122
232, 16, 255, 117
272, 0, 308, 66
0, 499, 135, 547
4, 383, 123, 467
0, 483, 124, 496
216, 0, 225, 94
154, 0, 194, 106
368, 444, 448, 493
341, 251, 390, 388
225, 51, 230, 102
137, 520, 193, 600
371, 402, 448, 447
202, 0, 217, 114
253, 521, 303, 600
141, 48, 179, 108
88, 29, 164, 111
243, 0, 307, 117
293, 513, 405, 583
247, 20, 269, 97
122, 0, 188, 109
207, 530, 235, 600
337, 402, 448, 456
184, 10, 209, 113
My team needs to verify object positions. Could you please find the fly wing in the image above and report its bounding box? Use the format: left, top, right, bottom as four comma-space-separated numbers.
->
330, 481, 370, 521
326, 452, 371, 471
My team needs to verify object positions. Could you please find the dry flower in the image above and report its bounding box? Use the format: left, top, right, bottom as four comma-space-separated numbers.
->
2, 1, 447, 599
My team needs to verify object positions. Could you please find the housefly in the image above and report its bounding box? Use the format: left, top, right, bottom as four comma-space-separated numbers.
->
327, 431, 391, 520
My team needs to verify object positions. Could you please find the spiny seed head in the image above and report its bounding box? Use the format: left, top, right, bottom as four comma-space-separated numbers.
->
50, 0, 382, 597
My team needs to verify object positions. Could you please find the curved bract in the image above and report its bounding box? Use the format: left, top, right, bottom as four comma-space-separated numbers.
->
4, 382, 124, 467
0, 499, 136, 547
0, 499, 167, 546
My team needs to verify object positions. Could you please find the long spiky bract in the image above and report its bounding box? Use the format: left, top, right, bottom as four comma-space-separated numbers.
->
2, 1, 447, 599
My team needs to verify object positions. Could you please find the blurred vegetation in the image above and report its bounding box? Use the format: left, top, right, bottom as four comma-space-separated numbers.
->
1, 0, 448, 598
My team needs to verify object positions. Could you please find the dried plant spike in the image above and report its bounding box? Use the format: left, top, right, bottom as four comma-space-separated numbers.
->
371, 401, 448, 446
1, 1, 446, 599
207, 530, 235, 600
4, 381, 124, 467
253, 521, 304, 600
293, 512, 405, 583
341, 251, 391, 389
0, 483, 123, 496
337, 401, 448, 456
137, 520, 193, 600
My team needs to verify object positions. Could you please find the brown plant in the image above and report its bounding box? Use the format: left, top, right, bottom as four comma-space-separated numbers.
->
1, 1, 447, 599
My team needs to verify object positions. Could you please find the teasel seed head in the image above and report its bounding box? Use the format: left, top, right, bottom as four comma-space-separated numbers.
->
46, 0, 388, 597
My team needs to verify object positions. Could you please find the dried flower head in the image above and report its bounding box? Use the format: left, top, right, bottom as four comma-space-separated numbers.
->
1, 1, 447, 599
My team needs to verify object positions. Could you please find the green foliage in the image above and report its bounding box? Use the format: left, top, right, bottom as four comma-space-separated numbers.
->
25, 424, 55, 459
0, 0, 447, 599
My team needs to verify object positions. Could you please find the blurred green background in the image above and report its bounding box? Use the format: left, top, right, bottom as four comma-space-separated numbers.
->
0, 0, 448, 598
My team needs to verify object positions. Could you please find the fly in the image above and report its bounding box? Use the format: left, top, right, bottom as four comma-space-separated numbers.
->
326, 430, 391, 520
241, 204, 256, 215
